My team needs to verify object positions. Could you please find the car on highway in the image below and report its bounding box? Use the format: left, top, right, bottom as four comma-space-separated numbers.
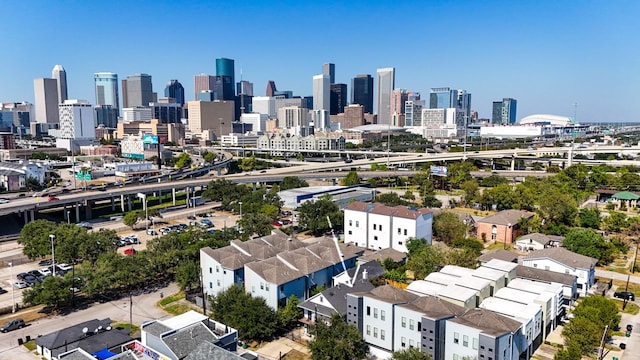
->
48, 196, 60, 202
0, 198, 10, 204
146, 229, 157, 236
0, 318, 24, 332
614, 291, 636, 301
0, 287, 7, 294
76, 222, 93, 229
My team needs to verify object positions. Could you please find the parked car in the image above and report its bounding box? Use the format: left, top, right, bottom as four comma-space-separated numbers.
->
76, 222, 92, 229
146, 229, 157, 236
271, 221, 282, 227
0, 287, 7, 294
38, 259, 53, 267
38, 268, 52, 277
614, 291, 636, 301
124, 248, 136, 255
13, 281, 28, 289
0, 198, 10, 204
57, 263, 72, 272
200, 219, 213, 227
0, 318, 24, 332
187, 215, 196, 220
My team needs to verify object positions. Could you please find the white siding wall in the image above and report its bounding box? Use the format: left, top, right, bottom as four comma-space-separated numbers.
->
361, 297, 395, 351
368, 213, 392, 250
391, 217, 417, 253
200, 251, 235, 297
522, 258, 590, 296
244, 267, 278, 310
344, 209, 369, 247
444, 321, 480, 360
394, 307, 424, 353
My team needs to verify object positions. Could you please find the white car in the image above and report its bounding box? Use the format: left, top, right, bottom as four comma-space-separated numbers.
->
38, 268, 52, 277
13, 281, 28, 289
0, 198, 10, 204
57, 263, 72, 272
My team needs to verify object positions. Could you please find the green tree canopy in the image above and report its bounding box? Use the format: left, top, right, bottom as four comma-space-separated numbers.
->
297, 195, 343, 235
433, 212, 467, 245
391, 347, 432, 360
309, 313, 369, 360
375, 192, 413, 207
341, 170, 361, 186
174, 152, 192, 168
578, 208, 601, 229
563, 228, 618, 265
280, 176, 309, 190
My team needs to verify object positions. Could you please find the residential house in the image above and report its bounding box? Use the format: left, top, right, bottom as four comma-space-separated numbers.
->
58, 348, 140, 360
478, 250, 518, 264
515, 233, 564, 252
494, 287, 555, 340
515, 265, 578, 306
343, 201, 433, 252
444, 308, 524, 360
522, 247, 596, 296
476, 210, 535, 245
36, 318, 133, 360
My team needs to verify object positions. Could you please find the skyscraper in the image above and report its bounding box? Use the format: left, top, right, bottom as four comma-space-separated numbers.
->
33, 78, 59, 124
164, 80, 185, 106
376, 68, 395, 125
430, 88, 471, 117
122, 74, 153, 108
58, 100, 95, 139
390, 89, 409, 117
194, 74, 215, 100
313, 74, 330, 111
352, 74, 374, 114
52, 65, 68, 104
323, 63, 335, 84
216, 58, 235, 95
330, 83, 347, 115
265, 80, 277, 97
94, 72, 119, 113
492, 98, 517, 124
236, 81, 254, 96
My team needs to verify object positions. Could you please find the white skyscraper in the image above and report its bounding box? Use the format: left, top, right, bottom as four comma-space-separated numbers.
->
313, 74, 330, 111
376, 67, 395, 125
252, 96, 276, 118
58, 100, 95, 139
52, 65, 68, 104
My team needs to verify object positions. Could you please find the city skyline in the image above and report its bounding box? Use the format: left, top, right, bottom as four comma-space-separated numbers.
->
0, 1, 637, 123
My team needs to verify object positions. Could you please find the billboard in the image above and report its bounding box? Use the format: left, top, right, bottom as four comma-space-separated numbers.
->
430, 165, 448, 177
142, 134, 159, 144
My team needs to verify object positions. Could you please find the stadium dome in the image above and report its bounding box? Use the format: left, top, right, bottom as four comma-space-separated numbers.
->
348, 124, 407, 132
519, 114, 577, 126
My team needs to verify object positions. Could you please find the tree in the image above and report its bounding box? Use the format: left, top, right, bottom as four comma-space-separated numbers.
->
123, 210, 141, 229
406, 244, 447, 279
433, 212, 467, 245
461, 179, 479, 206
175, 152, 192, 168
537, 189, 577, 227
237, 212, 274, 237
175, 261, 200, 291
203, 151, 217, 164
280, 176, 309, 190
553, 341, 582, 360
239, 155, 257, 171
391, 347, 432, 360
375, 192, 412, 207
309, 313, 369, 360
341, 170, 361, 186
297, 195, 343, 235
22, 275, 73, 310
563, 228, 617, 265
561, 317, 603, 355
602, 211, 629, 233
210, 285, 279, 341
578, 208, 601, 229
277, 295, 303, 329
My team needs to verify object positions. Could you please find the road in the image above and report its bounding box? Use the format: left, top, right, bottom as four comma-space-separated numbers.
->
596, 269, 640, 284
0, 282, 178, 360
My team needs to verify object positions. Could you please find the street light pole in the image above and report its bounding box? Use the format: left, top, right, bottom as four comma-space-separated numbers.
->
137, 193, 148, 231
8, 262, 15, 313
49, 234, 55, 277
67, 210, 70, 224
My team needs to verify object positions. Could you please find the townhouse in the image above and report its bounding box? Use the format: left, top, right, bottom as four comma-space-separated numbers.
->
522, 247, 596, 296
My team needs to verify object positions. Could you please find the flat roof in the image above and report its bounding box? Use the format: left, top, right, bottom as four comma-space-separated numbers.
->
480, 297, 541, 319
407, 280, 447, 296
425, 272, 460, 286
495, 287, 552, 306
440, 265, 474, 277
437, 284, 478, 302
483, 258, 519, 273
508, 278, 563, 295
472, 267, 507, 282
455, 275, 491, 291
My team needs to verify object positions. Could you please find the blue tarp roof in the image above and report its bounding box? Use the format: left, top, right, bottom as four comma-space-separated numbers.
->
92, 348, 117, 360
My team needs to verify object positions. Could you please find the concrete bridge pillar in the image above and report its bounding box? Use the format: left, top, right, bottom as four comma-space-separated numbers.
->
172, 188, 176, 206
127, 196, 133, 212
158, 190, 162, 204
23, 211, 28, 224
120, 194, 125, 213
567, 147, 573, 167
75, 203, 80, 222
30, 209, 35, 222
510, 157, 515, 171
111, 197, 115, 211
85, 201, 92, 219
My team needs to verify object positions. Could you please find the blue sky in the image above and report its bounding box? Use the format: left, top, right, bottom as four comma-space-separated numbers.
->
1, 0, 638, 123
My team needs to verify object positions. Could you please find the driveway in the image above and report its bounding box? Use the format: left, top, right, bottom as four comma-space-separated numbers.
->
0, 282, 177, 360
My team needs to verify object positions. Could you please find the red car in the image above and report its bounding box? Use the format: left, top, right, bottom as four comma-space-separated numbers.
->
48, 196, 60, 202
271, 221, 282, 227
124, 248, 137, 255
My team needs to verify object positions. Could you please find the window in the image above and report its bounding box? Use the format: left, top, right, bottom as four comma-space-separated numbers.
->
398, 228, 402, 234
381, 329, 385, 340
260, 282, 264, 290
565, 269, 570, 274
266, 284, 269, 291
409, 319, 415, 330
381, 310, 385, 320
481, 345, 485, 350
409, 339, 414, 348
401, 337, 406, 347
374, 308, 378, 319
367, 306, 371, 316
380, 225, 383, 231
251, 285, 255, 293
463, 335, 469, 347
545, 265, 550, 271
402, 317, 407, 328
366, 325, 371, 335
216, 280, 220, 286
349, 220, 352, 226
404, 229, 407, 235
374, 236, 378, 241
209, 282, 212, 288
223, 270, 226, 275
209, 267, 212, 274
533, 263, 538, 268
454, 332, 459, 344
374, 327, 378, 338
216, 266, 219, 272
356, 221, 359, 227
373, 224, 377, 230
418, 322, 422, 331
473, 338, 479, 350
348, 231, 352, 235
454, 355, 459, 360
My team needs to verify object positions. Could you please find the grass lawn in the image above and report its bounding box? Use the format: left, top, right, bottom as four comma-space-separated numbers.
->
159, 292, 185, 306
613, 299, 640, 315
485, 242, 513, 251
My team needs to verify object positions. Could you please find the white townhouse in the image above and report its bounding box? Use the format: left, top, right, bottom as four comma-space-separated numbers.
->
522, 247, 596, 296
343, 201, 433, 253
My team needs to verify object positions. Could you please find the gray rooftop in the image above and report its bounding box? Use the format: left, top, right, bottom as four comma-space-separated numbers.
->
477, 210, 535, 226
354, 285, 419, 304
516, 232, 564, 246
358, 247, 407, 264
36, 318, 113, 349
524, 247, 597, 269
142, 321, 172, 337
399, 295, 466, 319
515, 265, 577, 286
184, 341, 245, 360
450, 308, 522, 336
162, 323, 218, 359
477, 249, 519, 264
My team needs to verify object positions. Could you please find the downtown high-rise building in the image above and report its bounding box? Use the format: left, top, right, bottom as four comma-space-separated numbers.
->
52, 64, 68, 104
265, 80, 277, 97
33, 78, 59, 124
376, 68, 395, 125
405, 99, 426, 127
352, 74, 374, 114
194, 74, 215, 100
94, 72, 119, 113
330, 83, 347, 115
164, 80, 185, 106
58, 100, 95, 139
323, 63, 335, 84
429, 87, 472, 118
313, 74, 330, 111
492, 98, 517, 124
122, 74, 153, 108
216, 58, 235, 95
236, 81, 254, 96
